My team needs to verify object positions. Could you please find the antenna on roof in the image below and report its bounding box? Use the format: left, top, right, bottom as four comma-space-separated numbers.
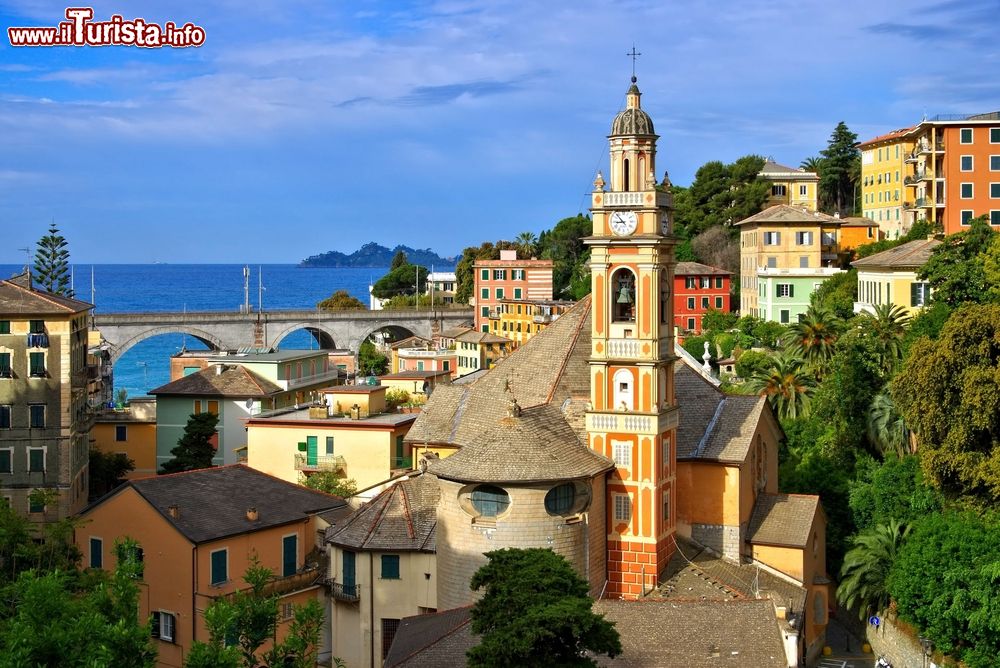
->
18, 247, 30, 273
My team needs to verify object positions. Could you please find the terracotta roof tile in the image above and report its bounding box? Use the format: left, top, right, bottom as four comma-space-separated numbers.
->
747, 493, 821, 548
734, 204, 839, 226
0, 272, 93, 315
149, 364, 283, 398
674, 262, 732, 276
851, 238, 941, 268
326, 473, 438, 551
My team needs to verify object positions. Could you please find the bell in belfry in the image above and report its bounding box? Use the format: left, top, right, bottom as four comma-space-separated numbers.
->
617, 285, 633, 304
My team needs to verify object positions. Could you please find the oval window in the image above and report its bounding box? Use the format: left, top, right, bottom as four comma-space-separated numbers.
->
471, 485, 510, 517
544, 483, 576, 515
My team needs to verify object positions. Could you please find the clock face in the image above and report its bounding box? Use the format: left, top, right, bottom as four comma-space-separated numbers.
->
609, 210, 638, 236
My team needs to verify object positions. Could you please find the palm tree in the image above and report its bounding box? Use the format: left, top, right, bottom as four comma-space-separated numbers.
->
837, 520, 911, 619
800, 156, 824, 175
867, 391, 912, 458
747, 353, 816, 420
514, 232, 537, 259
859, 303, 911, 375
782, 306, 842, 373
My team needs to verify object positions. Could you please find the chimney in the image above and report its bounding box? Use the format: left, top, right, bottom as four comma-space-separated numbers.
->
246, 507, 259, 521
215, 364, 224, 376
167, 504, 180, 519
834, 211, 840, 219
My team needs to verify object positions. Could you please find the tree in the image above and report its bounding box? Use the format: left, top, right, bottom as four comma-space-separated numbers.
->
747, 353, 816, 419
467, 548, 621, 667
317, 290, 364, 310
857, 303, 911, 375
690, 226, 739, 276
389, 250, 408, 271
514, 231, 537, 258
891, 304, 1000, 504
782, 305, 842, 370
537, 214, 592, 299
810, 269, 857, 321
866, 391, 911, 458
700, 309, 739, 334
800, 156, 824, 174
984, 232, 1000, 303
301, 472, 358, 498
919, 216, 996, 306
371, 263, 429, 300
848, 455, 941, 532
903, 300, 951, 354
358, 340, 388, 375
33, 223, 73, 297
160, 412, 219, 474
818, 122, 860, 215
89, 450, 135, 500
673, 155, 770, 236
734, 350, 773, 380
837, 519, 910, 619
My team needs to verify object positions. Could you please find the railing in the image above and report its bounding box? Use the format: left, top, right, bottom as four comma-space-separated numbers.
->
293, 453, 346, 472
915, 197, 930, 207
216, 568, 322, 602
391, 456, 413, 470
606, 338, 641, 359
325, 579, 360, 603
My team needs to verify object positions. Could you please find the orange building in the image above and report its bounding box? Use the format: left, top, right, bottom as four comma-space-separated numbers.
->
472, 251, 553, 332
90, 396, 158, 480
487, 299, 573, 348
75, 465, 345, 668
838, 216, 880, 252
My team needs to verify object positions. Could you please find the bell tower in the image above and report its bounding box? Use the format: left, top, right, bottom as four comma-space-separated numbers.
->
586, 74, 678, 600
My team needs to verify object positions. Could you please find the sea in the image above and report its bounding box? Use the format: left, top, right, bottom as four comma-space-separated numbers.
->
0, 263, 404, 399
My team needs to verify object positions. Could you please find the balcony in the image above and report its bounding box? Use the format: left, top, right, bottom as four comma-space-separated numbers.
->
293, 453, 346, 472
26, 333, 49, 348
533, 313, 557, 324
216, 567, 323, 602
391, 456, 413, 470
397, 347, 453, 359
325, 579, 360, 603
914, 197, 930, 208
605, 338, 642, 359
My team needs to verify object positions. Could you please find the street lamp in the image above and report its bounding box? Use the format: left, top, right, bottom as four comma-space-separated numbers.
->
919, 636, 933, 668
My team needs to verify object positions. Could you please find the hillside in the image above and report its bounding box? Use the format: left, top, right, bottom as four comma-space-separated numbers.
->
299, 243, 457, 268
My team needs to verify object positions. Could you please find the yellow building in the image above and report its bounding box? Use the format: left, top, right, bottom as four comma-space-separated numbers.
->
851, 238, 941, 317
760, 160, 819, 210
488, 299, 573, 348
91, 396, 157, 480
858, 128, 914, 240
454, 330, 511, 377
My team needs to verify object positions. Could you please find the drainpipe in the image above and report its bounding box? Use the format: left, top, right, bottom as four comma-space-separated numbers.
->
370, 552, 375, 668
191, 543, 197, 650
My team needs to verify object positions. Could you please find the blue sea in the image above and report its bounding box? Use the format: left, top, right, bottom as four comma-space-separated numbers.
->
0, 264, 407, 398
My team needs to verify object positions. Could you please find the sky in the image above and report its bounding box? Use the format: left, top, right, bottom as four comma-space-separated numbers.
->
1, 0, 998, 264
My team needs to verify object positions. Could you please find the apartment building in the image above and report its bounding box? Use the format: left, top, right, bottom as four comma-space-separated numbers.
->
673, 262, 732, 334
760, 160, 819, 211
472, 250, 553, 332
487, 299, 573, 348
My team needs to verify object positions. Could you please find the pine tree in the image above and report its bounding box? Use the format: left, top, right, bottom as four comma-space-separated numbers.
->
33, 223, 73, 296
160, 412, 219, 473
390, 250, 408, 271
819, 122, 860, 215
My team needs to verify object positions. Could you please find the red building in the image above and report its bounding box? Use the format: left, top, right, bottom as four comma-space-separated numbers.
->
673, 262, 732, 333
473, 250, 553, 332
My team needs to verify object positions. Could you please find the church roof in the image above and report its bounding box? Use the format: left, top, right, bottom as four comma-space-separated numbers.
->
326, 473, 438, 552
747, 493, 822, 548
610, 80, 655, 136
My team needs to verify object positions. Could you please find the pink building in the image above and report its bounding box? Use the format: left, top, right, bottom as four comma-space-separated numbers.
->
473, 250, 553, 332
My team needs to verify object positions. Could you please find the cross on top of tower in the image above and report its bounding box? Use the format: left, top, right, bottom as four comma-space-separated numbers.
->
627, 44, 641, 82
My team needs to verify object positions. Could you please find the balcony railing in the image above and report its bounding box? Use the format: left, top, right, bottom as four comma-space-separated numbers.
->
915, 197, 930, 208
216, 567, 323, 602
325, 579, 360, 602
533, 314, 553, 324
293, 453, 346, 472
391, 456, 413, 470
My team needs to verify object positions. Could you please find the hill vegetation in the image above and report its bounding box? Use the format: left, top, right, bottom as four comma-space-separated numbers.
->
300, 242, 456, 268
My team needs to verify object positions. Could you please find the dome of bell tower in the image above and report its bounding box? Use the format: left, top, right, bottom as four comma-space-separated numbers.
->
610, 76, 655, 136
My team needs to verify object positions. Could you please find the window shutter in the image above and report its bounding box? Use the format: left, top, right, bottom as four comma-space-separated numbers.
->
789, 284, 794, 298
151, 612, 161, 638
775, 285, 781, 298
775, 232, 781, 245
910, 282, 919, 306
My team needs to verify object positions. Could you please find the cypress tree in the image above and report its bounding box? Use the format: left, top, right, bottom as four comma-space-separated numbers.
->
160, 412, 219, 473
33, 223, 73, 296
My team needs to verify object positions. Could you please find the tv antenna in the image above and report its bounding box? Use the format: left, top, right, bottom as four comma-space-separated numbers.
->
18, 247, 31, 273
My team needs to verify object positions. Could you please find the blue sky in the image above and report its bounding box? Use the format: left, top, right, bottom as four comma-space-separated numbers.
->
1, 0, 998, 263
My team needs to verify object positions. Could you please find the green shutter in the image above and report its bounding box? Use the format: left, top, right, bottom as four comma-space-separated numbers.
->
306, 436, 318, 466
0, 450, 9, 473
480, 269, 488, 280
90, 538, 102, 569
282, 535, 297, 577
381, 554, 400, 579
788, 284, 794, 298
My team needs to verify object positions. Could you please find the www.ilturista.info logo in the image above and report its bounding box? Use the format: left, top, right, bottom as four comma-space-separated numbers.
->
8, 7, 205, 48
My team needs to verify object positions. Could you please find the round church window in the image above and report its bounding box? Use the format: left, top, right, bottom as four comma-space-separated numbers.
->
544, 483, 576, 515
471, 485, 510, 517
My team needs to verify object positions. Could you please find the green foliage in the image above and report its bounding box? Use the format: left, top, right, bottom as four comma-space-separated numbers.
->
358, 340, 388, 375
734, 315, 786, 349
454, 241, 517, 305
902, 300, 951, 353
856, 303, 911, 376
681, 334, 710, 360
854, 219, 932, 259
848, 455, 942, 532
0, 502, 82, 584
514, 231, 537, 258
837, 519, 910, 619
263, 597, 325, 668
891, 304, 1000, 504
673, 155, 770, 236
782, 305, 843, 371
317, 290, 364, 310
537, 214, 592, 299
919, 217, 996, 306
690, 226, 739, 275
700, 309, 739, 334
818, 122, 860, 215
301, 472, 358, 497
33, 223, 73, 297
887, 511, 1000, 667
467, 548, 621, 667
734, 350, 772, 380
810, 269, 857, 321
865, 391, 911, 458
380, 294, 432, 309
89, 450, 135, 500
747, 353, 816, 420
371, 263, 429, 299
984, 233, 1000, 302
161, 412, 219, 474
385, 387, 410, 409
390, 250, 408, 271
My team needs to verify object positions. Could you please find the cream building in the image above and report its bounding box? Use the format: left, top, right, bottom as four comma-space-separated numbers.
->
760, 160, 820, 211
851, 238, 940, 317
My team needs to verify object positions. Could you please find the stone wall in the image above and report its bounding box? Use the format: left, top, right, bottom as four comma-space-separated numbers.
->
690, 522, 743, 562
865, 615, 933, 668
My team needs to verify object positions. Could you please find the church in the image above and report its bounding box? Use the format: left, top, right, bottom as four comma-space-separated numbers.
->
324, 76, 829, 668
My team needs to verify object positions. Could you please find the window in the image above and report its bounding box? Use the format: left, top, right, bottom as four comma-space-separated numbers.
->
29, 352, 45, 377
715, 296, 724, 309
776, 284, 793, 298
0, 450, 10, 473
611, 269, 635, 322
480, 288, 488, 300
771, 184, 787, 197
381, 554, 400, 579
685, 277, 696, 289
115, 424, 127, 442
210, 548, 228, 586
494, 269, 507, 280
280, 602, 294, 621
342, 550, 356, 595
282, 534, 298, 577
686, 297, 695, 309
613, 494, 632, 523
325, 437, 334, 455
992, 183, 1000, 198
29, 404, 45, 428
382, 618, 401, 660
780, 310, 790, 324
612, 440, 632, 468
961, 155, 973, 171
960, 128, 973, 144
992, 156, 1000, 171
0, 321, 8, 334
961, 210, 975, 225
763, 231, 781, 245
151, 612, 176, 643
513, 287, 522, 299
961, 183, 973, 199
28, 448, 44, 472
90, 537, 103, 569
0, 352, 9, 378
799, 184, 807, 196
795, 231, 813, 245
480, 306, 488, 318
687, 317, 695, 330
715, 277, 723, 289
29, 493, 44, 513
700, 276, 710, 289
0, 406, 9, 429
701, 297, 709, 309
992, 210, 1000, 226
799, 256, 809, 268
480, 269, 488, 281
911, 282, 931, 307
545, 483, 576, 515
511, 269, 524, 280
663, 495, 670, 522
29, 320, 44, 334
471, 485, 510, 517
766, 257, 777, 268
992, 128, 1000, 144
495, 288, 504, 299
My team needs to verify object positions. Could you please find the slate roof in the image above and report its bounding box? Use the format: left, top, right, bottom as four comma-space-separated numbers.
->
760, 160, 817, 178
0, 271, 93, 315
851, 238, 941, 269
326, 473, 438, 552
747, 493, 821, 548
454, 330, 511, 345
85, 464, 346, 544
383, 606, 473, 668
674, 261, 732, 276
149, 364, 283, 398
390, 335, 432, 350
735, 204, 838, 226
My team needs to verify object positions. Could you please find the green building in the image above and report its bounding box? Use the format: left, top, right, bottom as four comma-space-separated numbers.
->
756, 267, 844, 324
